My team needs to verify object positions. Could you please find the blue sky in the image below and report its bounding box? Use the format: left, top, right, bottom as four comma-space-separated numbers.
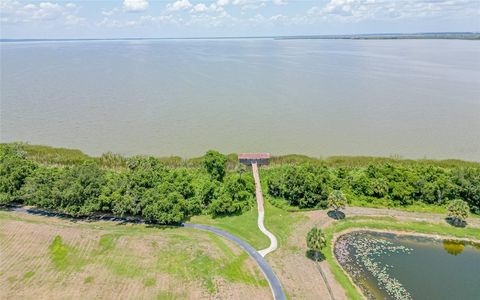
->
1, 0, 479, 38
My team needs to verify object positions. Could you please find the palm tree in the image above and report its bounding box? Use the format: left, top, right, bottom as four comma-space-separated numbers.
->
328, 190, 347, 219
306, 227, 327, 261
447, 199, 469, 227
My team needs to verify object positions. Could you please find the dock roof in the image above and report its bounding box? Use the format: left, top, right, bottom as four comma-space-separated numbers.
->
238, 153, 271, 160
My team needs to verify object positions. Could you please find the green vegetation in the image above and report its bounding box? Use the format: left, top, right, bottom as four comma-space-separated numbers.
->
447, 199, 470, 226
306, 227, 327, 261
192, 201, 304, 249
1, 144, 254, 224
323, 217, 480, 300
328, 190, 347, 218
266, 162, 480, 214
203, 150, 227, 182
23, 271, 35, 280
2, 142, 479, 228
144, 277, 156, 287
49, 235, 85, 271
1, 211, 268, 298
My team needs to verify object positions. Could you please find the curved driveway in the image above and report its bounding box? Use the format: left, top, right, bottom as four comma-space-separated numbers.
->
10, 207, 286, 300
183, 223, 287, 300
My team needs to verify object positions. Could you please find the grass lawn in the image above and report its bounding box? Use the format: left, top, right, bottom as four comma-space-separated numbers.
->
322, 216, 480, 300
0, 210, 270, 299
190, 200, 305, 250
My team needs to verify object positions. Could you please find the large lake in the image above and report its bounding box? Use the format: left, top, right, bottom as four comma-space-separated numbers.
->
1, 39, 479, 160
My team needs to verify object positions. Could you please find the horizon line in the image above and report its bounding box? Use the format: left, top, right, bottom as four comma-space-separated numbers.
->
1, 31, 479, 42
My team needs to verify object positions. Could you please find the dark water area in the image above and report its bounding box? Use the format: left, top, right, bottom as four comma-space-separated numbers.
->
335, 231, 480, 300
1, 39, 479, 159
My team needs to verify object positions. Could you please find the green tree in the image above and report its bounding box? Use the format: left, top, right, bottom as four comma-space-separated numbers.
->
0, 144, 37, 204
327, 190, 347, 218
209, 173, 254, 216
54, 162, 106, 216
447, 199, 469, 226
142, 191, 187, 224
203, 150, 227, 182
452, 168, 480, 214
267, 165, 331, 209
306, 227, 327, 261
20, 166, 61, 208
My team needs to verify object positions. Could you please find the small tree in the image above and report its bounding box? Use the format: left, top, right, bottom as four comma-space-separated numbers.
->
306, 227, 327, 261
328, 190, 347, 219
447, 199, 469, 226
203, 150, 227, 182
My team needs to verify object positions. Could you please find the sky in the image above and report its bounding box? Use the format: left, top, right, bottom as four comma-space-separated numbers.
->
1, 0, 479, 38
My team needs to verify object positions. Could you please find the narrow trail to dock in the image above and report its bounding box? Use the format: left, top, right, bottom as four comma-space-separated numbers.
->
251, 162, 278, 257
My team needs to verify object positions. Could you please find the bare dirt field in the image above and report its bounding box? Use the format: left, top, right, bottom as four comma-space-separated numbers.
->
0, 211, 270, 300
267, 210, 346, 300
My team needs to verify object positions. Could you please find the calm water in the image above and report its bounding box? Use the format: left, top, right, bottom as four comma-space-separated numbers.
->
335, 231, 480, 300
1, 39, 479, 159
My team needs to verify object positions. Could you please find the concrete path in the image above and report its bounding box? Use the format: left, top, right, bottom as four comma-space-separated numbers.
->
251, 162, 278, 257
184, 223, 287, 300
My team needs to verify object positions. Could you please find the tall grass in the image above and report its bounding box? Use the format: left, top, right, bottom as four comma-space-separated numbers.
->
7, 142, 479, 170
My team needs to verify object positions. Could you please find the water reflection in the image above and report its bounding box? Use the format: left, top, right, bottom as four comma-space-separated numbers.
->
442, 240, 465, 256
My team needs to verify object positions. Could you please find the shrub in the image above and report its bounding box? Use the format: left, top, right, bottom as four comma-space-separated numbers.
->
447, 199, 469, 226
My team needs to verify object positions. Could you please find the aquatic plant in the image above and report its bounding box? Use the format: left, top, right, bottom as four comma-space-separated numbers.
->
335, 232, 413, 300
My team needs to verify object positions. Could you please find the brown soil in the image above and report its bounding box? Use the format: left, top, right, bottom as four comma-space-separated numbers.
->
0, 211, 270, 300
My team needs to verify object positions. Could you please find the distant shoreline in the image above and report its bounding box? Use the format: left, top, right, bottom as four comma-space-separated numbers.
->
1, 32, 479, 42
3, 143, 480, 167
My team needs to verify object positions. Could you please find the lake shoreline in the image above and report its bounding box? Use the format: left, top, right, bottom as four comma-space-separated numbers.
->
330, 227, 480, 300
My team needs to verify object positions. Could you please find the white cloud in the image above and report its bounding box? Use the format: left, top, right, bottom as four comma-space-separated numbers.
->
311, 0, 480, 22
216, 0, 230, 6
190, 3, 224, 13
193, 3, 208, 12
102, 8, 118, 17
0, 1, 83, 24
123, 0, 149, 12
231, 0, 286, 10
166, 0, 192, 11
64, 14, 84, 25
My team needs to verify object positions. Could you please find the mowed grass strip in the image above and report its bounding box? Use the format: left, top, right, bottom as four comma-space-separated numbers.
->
191, 199, 304, 250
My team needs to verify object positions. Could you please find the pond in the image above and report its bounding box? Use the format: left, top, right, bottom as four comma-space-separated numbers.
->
334, 231, 480, 300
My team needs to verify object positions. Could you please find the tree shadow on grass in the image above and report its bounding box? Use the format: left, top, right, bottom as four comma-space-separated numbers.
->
210, 210, 244, 219
327, 210, 345, 220
306, 250, 326, 262
445, 217, 467, 228
144, 224, 181, 230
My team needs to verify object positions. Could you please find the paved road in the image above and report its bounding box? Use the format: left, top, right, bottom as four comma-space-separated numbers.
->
251, 162, 278, 257
183, 223, 287, 300
9, 206, 287, 300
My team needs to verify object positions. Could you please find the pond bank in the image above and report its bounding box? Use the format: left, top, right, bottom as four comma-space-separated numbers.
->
322, 216, 480, 300
333, 230, 480, 300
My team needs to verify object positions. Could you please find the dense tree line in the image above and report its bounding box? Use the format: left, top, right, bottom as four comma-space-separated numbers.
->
2, 144, 479, 224
267, 163, 480, 213
0, 145, 254, 224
